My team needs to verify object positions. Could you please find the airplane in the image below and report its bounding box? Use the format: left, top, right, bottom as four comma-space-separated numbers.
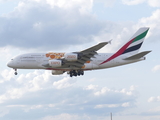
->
7, 27, 151, 77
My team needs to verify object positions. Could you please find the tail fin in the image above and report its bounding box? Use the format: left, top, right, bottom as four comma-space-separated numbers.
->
99, 27, 149, 65
121, 27, 149, 56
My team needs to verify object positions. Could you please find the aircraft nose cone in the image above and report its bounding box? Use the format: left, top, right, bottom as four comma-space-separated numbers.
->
7, 61, 12, 68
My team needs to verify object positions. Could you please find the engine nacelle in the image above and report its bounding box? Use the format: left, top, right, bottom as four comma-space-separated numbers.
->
52, 70, 64, 75
49, 59, 62, 67
64, 53, 78, 61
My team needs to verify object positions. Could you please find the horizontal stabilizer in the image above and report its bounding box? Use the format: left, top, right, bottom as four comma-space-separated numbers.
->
124, 51, 151, 60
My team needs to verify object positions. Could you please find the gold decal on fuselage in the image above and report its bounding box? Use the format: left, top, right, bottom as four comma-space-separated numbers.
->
81, 65, 85, 69
86, 61, 90, 63
46, 52, 65, 59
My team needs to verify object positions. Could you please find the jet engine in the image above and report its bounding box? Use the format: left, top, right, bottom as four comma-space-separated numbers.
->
49, 59, 62, 67
52, 70, 64, 75
64, 53, 78, 61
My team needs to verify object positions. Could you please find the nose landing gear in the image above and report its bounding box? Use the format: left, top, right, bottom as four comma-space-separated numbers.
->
14, 69, 18, 75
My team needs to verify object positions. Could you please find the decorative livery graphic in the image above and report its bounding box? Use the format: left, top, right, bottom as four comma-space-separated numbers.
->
46, 52, 65, 59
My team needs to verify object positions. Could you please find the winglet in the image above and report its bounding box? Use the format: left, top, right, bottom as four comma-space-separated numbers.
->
108, 39, 112, 44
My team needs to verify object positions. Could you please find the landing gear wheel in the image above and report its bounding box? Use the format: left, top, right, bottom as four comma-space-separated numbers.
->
70, 71, 73, 77
77, 72, 80, 76
69, 70, 84, 77
77, 70, 81, 76
79, 70, 84, 75
14, 69, 18, 75
73, 70, 77, 76
81, 71, 84, 75
74, 73, 77, 76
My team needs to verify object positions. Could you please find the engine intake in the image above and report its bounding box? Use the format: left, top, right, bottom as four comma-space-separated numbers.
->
64, 53, 78, 61
49, 59, 62, 67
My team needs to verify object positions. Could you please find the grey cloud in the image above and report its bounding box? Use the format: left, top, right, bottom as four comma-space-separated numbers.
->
0, 1, 108, 51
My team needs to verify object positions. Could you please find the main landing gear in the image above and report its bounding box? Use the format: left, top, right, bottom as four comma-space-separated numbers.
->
14, 69, 18, 75
69, 70, 84, 77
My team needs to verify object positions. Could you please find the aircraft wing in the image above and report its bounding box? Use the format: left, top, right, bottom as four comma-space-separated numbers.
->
80, 42, 108, 53
63, 42, 109, 69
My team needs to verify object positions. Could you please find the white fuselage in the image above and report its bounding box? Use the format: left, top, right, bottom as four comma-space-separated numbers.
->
7, 52, 144, 71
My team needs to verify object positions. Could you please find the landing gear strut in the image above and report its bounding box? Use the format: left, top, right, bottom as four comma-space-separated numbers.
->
69, 70, 84, 77
14, 69, 18, 75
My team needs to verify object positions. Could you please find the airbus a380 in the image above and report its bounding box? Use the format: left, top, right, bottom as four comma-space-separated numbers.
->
7, 27, 151, 77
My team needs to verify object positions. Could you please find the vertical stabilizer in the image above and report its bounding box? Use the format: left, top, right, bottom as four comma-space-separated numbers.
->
99, 27, 149, 65
122, 27, 149, 55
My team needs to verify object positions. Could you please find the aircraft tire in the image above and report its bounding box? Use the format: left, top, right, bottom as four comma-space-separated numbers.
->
70, 74, 72, 77
74, 73, 77, 76
80, 71, 84, 75
70, 71, 73, 77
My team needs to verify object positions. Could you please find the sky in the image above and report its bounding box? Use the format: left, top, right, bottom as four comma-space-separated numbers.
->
0, 0, 160, 120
